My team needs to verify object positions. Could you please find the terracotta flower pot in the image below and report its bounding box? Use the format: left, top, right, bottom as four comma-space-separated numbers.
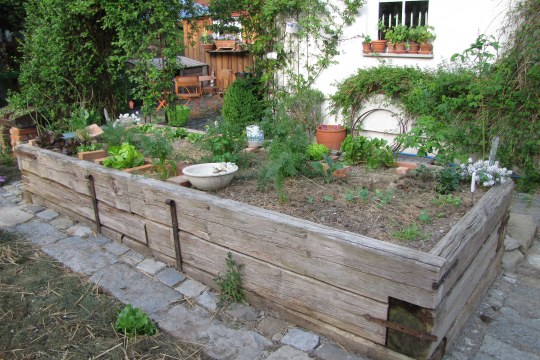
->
419, 43, 433, 54
387, 43, 396, 53
408, 42, 420, 54
362, 43, 372, 54
214, 40, 236, 50
371, 40, 387, 53
315, 124, 347, 151
200, 43, 215, 52
394, 42, 407, 54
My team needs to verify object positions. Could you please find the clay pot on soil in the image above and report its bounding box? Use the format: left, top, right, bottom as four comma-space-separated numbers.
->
419, 43, 433, 54
371, 40, 387, 53
408, 42, 420, 54
315, 124, 347, 151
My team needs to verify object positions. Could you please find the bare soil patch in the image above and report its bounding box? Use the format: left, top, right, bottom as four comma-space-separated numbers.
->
0, 230, 203, 359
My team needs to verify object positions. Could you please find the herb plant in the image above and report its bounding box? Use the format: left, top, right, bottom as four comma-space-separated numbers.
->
141, 134, 176, 180
340, 135, 395, 169
307, 143, 330, 161
214, 252, 246, 304
393, 223, 425, 241
115, 304, 157, 337
435, 166, 463, 194
103, 143, 145, 170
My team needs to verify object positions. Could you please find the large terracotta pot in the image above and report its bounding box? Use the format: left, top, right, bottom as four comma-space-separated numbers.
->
362, 43, 372, 54
315, 124, 347, 151
371, 40, 387, 53
200, 43, 215, 52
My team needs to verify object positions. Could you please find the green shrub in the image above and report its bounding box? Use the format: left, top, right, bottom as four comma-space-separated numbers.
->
140, 134, 175, 180
435, 166, 463, 194
310, 154, 344, 183
115, 304, 157, 337
222, 78, 265, 132
307, 143, 330, 160
167, 105, 190, 127
200, 119, 246, 163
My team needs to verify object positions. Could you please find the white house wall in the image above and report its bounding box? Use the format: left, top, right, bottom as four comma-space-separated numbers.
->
301, 0, 513, 147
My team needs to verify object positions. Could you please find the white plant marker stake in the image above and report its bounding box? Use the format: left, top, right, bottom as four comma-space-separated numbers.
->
471, 170, 476, 206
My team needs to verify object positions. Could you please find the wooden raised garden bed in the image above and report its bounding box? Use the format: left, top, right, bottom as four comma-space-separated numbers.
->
15, 144, 514, 360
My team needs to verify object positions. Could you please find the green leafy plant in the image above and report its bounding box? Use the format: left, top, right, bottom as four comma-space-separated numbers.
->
103, 142, 145, 170
76, 143, 102, 154
114, 304, 157, 337
214, 252, 246, 304
283, 86, 325, 139
362, 34, 372, 44
307, 143, 330, 161
344, 187, 370, 202
310, 154, 344, 184
433, 194, 462, 207
435, 166, 463, 194
141, 134, 176, 180
340, 135, 395, 169
393, 223, 425, 241
323, 195, 334, 202
187, 132, 204, 143
200, 120, 246, 163
307, 196, 314, 204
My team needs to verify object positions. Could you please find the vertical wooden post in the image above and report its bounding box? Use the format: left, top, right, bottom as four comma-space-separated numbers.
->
85, 174, 101, 234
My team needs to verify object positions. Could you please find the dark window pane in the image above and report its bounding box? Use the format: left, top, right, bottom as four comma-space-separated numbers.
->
379, 2, 402, 39
405, 1, 429, 27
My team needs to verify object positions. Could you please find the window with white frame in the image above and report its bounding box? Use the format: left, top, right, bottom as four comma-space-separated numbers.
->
378, 0, 429, 37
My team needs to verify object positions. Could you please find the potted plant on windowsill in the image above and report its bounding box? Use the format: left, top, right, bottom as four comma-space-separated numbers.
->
417, 25, 436, 54
387, 24, 408, 54
199, 30, 215, 52
372, 20, 388, 53
407, 26, 420, 54
362, 35, 372, 54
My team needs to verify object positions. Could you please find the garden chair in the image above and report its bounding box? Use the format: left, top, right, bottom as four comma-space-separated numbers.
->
174, 76, 202, 114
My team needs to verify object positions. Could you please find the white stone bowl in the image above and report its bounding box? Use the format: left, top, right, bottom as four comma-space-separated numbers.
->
182, 163, 238, 191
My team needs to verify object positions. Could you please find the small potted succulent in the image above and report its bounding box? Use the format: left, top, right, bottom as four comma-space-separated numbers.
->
362, 35, 372, 54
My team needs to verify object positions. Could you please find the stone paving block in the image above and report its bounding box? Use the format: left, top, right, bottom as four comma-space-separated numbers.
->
8, 195, 22, 204
0, 206, 34, 227
36, 209, 59, 221
2, 184, 22, 196
503, 250, 525, 271
506, 213, 537, 252
487, 315, 540, 355
136, 258, 167, 276
26, 204, 45, 214
197, 290, 219, 311
103, 241, 130, 256
476, 335, 538, 360
315, 342, 367, 360
66, 224, 94, 237
204, 323, 272, 360
88, 236, 111, 246
42, 236, 119, 276
155, 267, 186, 287
505, 235, 522, 252
281, 328, 320, 352
256, 316, 288, 338
13, 220, 66, 246
175, 279, 207, 298
526, 254, 540, 270
90, 262, 180, 316
225, 303, 262, 323
265, 345, 312, 360
155, 304, 213, 343
49, 216, 74, 230
121, 249, 145, 267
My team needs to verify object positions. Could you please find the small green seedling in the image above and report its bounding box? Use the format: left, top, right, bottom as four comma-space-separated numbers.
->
323, 195, 334, 202
433, 194, 462, 207
418, 210, 432, 223
393, 223, 426, 241
114, 304, 157, 337
374, 189, 394, 206
307, 196, 314, 204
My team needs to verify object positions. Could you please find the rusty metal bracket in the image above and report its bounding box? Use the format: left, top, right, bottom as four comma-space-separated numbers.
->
432, 258, 459, 290
363, 314, 438, 342
496, 210, 511, 252
85, 174, 101, 234
166, 199, 182, 270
